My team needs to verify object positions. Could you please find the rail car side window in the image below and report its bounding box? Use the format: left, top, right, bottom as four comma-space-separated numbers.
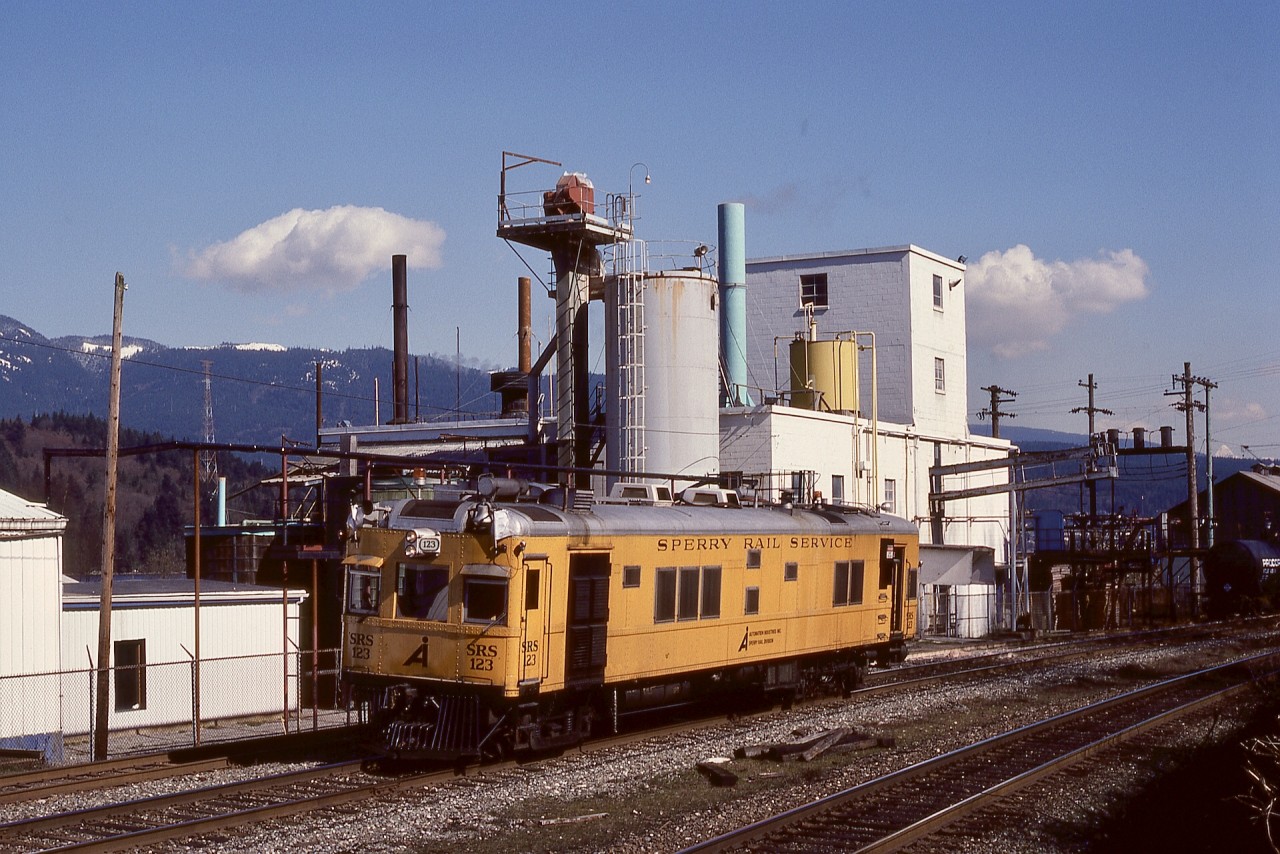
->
464, 578, 507, 625
701, 566, 722, 619
833, 560, 865, 606
678, 567, 700, 621
744, 586, 760, 615
622, 565, 641, 588
784, 562, 799, 582
655, 567, 677, 622
397, 563, 449, 621
746, 549, 761, 569
526, 568, 541, 609
348, 570, 380, 615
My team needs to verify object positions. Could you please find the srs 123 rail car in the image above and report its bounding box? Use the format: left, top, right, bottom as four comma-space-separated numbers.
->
340, 479, 918, 760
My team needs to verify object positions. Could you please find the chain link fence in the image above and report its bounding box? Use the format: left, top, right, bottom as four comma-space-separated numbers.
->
0, 648, 348, 765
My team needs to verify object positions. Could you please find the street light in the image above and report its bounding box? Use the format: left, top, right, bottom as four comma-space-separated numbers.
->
628, 162, 650, 225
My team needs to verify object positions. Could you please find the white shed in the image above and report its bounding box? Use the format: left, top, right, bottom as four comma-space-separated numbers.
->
0, 489, 66, 761
919, 544, 997, 639
60, 577, 308, 737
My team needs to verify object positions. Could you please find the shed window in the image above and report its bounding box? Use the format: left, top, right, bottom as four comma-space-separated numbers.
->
114, 639, 146, 711
463, 578, 507, 625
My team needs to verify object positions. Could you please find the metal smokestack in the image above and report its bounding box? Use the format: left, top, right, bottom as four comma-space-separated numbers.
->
718, 203, 752, 406
518, 276, 532, 375
391, 254, 409, 424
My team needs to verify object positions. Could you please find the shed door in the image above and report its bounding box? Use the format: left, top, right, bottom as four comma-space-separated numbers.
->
566, 553, 610, 683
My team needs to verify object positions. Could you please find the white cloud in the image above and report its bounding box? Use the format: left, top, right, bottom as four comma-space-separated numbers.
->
966, 244, 1149, 358
183, 206, 445, 295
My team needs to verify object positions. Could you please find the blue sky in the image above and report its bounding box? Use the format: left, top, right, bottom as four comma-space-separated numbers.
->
3, 2, 1278, 452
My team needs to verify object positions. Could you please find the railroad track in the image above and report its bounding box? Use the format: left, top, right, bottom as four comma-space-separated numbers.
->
680, 648, 1280, 853
0, 724, 370, 808
2, 621, 1265, 851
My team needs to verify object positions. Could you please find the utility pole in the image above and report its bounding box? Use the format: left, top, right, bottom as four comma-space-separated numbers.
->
1168, 362, 1213, 616
94, 273, 126, 760
1071, 374, 1113, 520
978, 385, 1018, 439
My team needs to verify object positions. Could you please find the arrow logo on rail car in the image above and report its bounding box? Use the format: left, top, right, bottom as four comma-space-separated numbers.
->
403, 636, 429, 667
738, 626, 749, 653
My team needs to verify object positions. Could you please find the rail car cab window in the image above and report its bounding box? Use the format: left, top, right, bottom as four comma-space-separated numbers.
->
907, 567, 918, 600
833, 560, 865, 606
347, 570, 380, 615
464, 578, 508, 625
397, 563, 449, 621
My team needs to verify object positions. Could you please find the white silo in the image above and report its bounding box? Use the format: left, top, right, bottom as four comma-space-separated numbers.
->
606, 262, 720, 484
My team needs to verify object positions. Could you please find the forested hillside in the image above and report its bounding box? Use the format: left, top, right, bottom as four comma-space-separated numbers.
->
0, 413, 275, 577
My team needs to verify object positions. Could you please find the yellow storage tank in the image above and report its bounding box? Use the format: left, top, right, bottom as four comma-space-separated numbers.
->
789, 338, 859, 412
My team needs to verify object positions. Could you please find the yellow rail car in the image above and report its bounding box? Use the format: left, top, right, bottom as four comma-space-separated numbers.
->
341, 483, 918, 759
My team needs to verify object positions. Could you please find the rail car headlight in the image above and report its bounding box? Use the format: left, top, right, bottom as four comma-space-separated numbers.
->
404, 527, 441, 557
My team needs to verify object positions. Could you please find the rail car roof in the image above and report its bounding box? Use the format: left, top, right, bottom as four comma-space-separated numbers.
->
388, 498, 918, 540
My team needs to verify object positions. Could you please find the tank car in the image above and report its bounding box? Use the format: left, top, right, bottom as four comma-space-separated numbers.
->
1204, 539, 1280, 618
340, 479, 918, 760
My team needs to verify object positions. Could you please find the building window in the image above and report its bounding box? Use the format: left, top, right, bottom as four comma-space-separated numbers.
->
933, 274, 944, 310
114, 639, 146, 711
831, 474, 844, 504
934, 357, 946, 392
784, 562, 799, 582
800, 273, 828, 308
833, 560, 865, 607
883, 479, 896, 515
744, 586, 760, 615
622, 565, 641, 588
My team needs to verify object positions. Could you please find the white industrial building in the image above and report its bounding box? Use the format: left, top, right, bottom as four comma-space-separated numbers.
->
0, 489, 66, 760
60, 577, 309, 739
720, 244, 1015, 634
0, 484, 310, 762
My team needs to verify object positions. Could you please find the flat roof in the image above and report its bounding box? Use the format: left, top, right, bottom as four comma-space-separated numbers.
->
63, 575, 308, 609
747, 244, 965, 270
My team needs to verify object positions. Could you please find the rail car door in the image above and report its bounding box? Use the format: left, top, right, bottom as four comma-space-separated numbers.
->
519, 554, 551, 687
565, 553, 610, 684
880, 539, 906, 635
